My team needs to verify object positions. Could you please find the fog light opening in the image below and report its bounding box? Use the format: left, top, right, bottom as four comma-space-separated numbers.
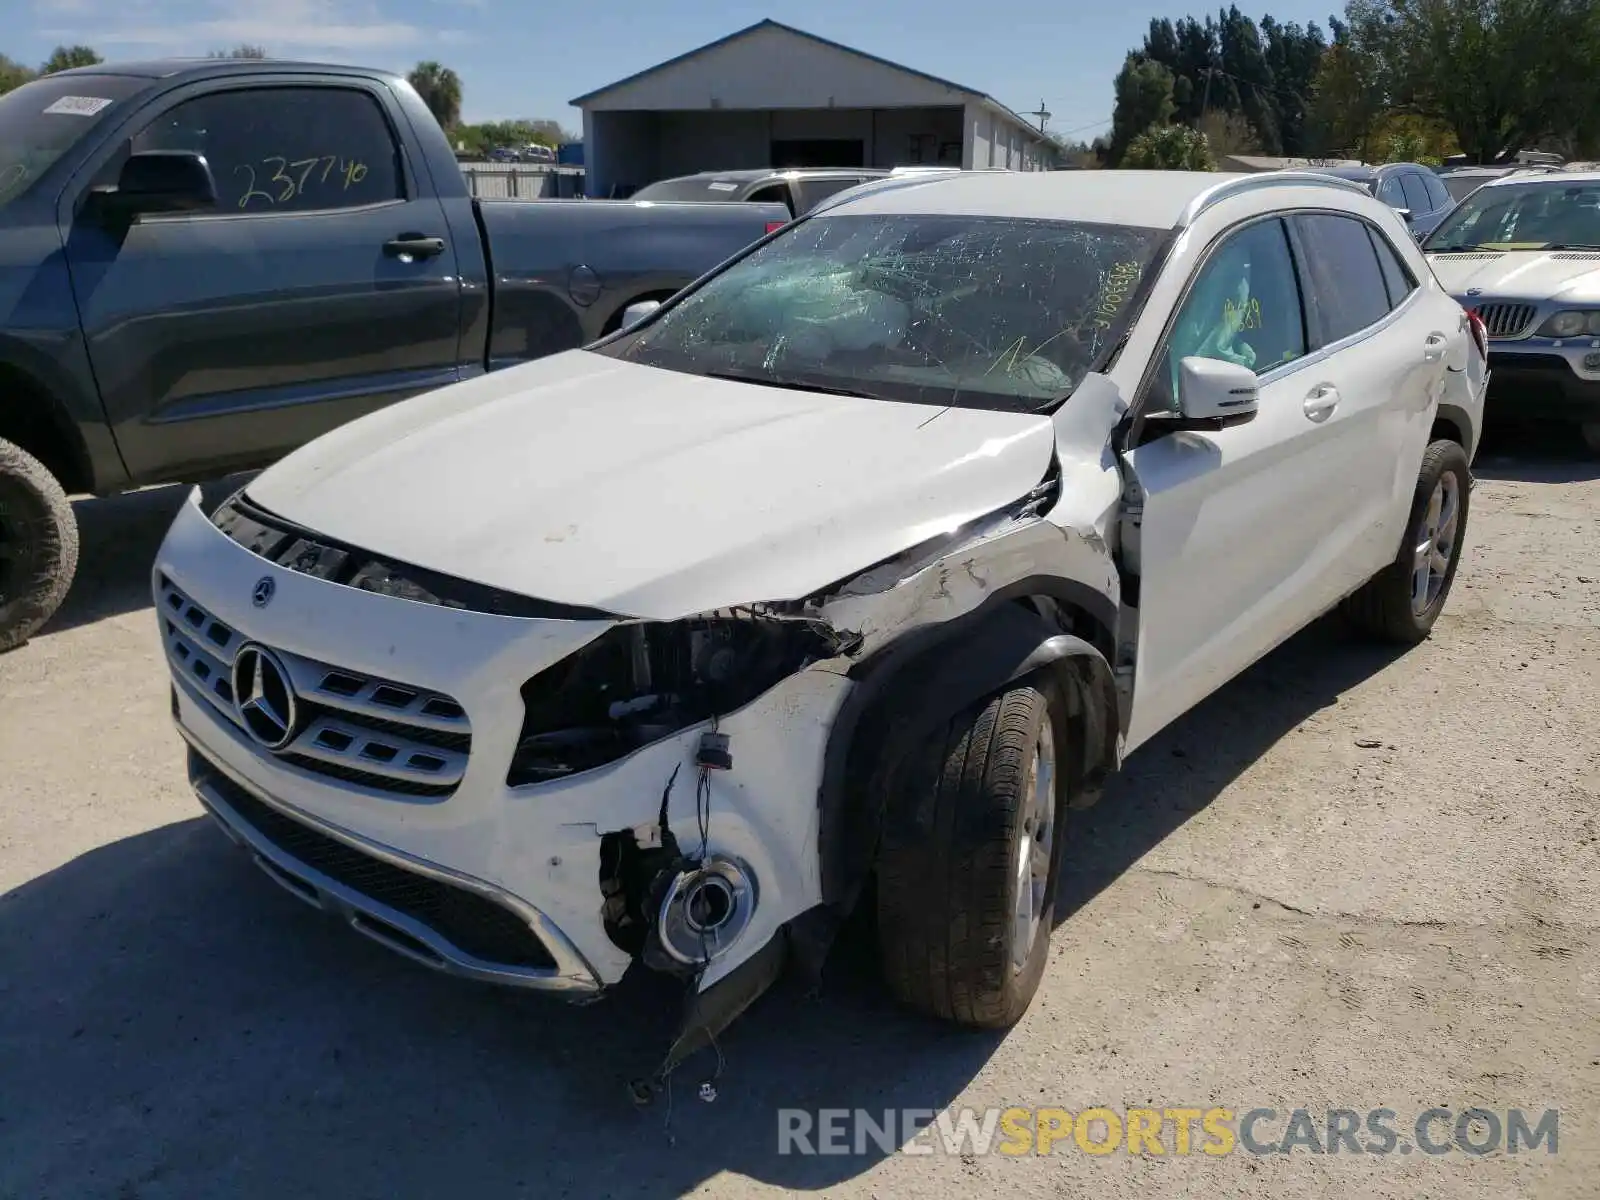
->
653, 857, 756, 967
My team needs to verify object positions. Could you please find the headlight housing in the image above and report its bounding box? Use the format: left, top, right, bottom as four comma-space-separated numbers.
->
506, 612, 846, 786
1537, 310, 1600, 338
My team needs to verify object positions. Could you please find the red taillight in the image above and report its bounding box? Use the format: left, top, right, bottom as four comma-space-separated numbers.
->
1465, 307, 1488, 359
765, 220, 786, 235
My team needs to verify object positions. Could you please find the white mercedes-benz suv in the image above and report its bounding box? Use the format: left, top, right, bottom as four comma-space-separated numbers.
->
153, 169, 1485, 1065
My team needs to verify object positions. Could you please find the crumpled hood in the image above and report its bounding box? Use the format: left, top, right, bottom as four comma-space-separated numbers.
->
246, 352, 1057, 619
1428, 250, 1600, 304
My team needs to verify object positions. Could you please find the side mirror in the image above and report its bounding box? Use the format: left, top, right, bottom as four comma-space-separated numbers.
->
1147, 357, 1259, 435
620, 299, 661, 329
94, 150, 218, 220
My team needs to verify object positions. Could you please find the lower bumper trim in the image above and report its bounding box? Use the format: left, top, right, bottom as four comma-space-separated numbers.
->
184, 738, 602, 996
1486, 353, 1600, 420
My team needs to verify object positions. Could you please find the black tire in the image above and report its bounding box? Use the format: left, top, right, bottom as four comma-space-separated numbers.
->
1582, 422, 1600, 456
875, 676, 1067, 1028
1341, 438, 1470, 644
0, 437, 79, 653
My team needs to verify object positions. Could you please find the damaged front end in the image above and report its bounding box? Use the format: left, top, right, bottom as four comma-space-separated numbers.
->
550, 452, 1123, 1081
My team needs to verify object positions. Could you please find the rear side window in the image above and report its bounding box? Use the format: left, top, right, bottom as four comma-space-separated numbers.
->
1366, 226, 1417, 308
1422, 172, 1453, 212
1400, 173, 1433, 215
1292, 214, 1393, 344
1377, 175, 1406, 208
792, 176, 863, 213
130, 86, 403, 213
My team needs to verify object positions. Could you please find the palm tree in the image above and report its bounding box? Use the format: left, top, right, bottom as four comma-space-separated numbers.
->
40, 45, 102, 75
408, 61, 463, 131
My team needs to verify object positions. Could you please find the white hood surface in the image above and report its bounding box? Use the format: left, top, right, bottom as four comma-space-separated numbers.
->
247, 352, 1059, 619
1428, 250, 1600, 304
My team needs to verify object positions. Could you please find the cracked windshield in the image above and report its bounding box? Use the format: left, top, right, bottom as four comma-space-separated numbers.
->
597, 214, 1166, 412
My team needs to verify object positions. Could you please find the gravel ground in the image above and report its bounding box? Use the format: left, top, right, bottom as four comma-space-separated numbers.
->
1, 429, 1596, 1199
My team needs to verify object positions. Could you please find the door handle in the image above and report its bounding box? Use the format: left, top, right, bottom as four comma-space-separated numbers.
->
383, 233, 447, 261
1303, 383, 1340, 422
1423, 332, 1448, 362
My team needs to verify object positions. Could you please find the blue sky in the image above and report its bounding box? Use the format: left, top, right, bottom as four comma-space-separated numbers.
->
16, 0, 1345, 136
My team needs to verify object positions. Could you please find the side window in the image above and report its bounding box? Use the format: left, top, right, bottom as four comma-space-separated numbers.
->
129, 87, 403, 214
746, 183, 794, 214
1149, 218, 1307, 411
1400, 172, 1433, 216
1422, 171, 1453, 213
1377, 175, 1406, 208
793, 177, 863, 213
1292, 214, 1393, 344
1366, 225, 1418, 308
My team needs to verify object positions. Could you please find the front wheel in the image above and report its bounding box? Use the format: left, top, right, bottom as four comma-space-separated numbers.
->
0, 437, 79, 653
1341, 438, 1471, 644
875, 677, 1067, 1028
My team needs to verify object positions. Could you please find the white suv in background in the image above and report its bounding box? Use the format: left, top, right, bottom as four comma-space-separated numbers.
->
153, 168, 1485, 1068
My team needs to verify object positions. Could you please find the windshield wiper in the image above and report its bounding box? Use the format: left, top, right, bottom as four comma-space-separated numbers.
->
1547, 243, 1600, 251
701, 369, 882, 400
1428, 243, 1494, 252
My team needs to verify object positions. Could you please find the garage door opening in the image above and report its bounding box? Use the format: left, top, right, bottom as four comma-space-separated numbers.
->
770, 139, 865, 168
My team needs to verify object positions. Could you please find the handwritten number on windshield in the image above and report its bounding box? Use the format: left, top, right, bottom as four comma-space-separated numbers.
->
232, 155, 370, 209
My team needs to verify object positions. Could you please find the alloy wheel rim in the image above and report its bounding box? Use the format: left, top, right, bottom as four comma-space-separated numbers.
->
1011, 720, 1057, 974
1411, 472, 1460, 616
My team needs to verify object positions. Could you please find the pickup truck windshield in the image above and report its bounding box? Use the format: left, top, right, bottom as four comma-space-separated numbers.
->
0, 74, 143, 211
1426, 181, 1600, 250
597, 213, 1166, 412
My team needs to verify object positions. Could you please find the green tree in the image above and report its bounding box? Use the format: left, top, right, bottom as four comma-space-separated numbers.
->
40, 45, 102, 74
1347, 0, 1600, 164
407, 61, 463, 131
1107, 54, 1176, 166
0, 54, 37, 95
1307, 38, 1386, 159
207, 45, 268, 59
1122, 124, 1216, 170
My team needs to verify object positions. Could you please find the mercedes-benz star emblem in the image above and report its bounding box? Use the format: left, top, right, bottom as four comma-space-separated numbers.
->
232, 644, 299, 750
1466, 287, 1483, 297
252, 577, 276, 608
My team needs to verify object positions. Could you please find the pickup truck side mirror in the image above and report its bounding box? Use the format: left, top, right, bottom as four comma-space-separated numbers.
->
1146, 356, 1259, 435
94, 150, 218, 220
620, 299, 661, 330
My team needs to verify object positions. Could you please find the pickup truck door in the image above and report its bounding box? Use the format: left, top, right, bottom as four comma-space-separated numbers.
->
1119, 215, 1374, 750
60, 77, 465, 486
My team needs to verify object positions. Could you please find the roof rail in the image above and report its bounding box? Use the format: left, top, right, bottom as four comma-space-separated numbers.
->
1179, 170, 1372, 226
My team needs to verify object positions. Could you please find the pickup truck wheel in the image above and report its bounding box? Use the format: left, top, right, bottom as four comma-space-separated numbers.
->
0, 437, 78, 653
1341, 438, 1470, 644
1582, 422, 1600, 455
875, 676, 1066, 1028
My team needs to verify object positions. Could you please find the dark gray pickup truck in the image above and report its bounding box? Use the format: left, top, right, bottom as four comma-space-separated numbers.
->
0, 61, 789, 650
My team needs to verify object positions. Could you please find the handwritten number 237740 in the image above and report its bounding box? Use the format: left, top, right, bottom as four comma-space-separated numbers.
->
233, 155, 370, 209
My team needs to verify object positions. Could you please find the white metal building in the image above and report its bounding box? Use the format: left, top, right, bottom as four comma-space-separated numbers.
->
572, 20, 1059, 199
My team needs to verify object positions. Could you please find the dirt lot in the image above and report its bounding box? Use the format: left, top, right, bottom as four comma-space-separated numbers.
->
1, 430, 1596, 1199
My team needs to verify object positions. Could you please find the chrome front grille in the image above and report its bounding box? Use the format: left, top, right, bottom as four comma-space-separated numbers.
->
1474, 302, 1537, 339
159, 576, 472, 798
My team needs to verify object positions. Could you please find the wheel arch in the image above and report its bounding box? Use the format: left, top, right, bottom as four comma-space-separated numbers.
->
0, 354, 96, 495
816, 584, 1122, 918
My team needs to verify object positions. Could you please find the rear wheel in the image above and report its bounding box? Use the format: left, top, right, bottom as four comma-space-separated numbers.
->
0, 437, 78, 653
875, 677, 1067, 1028
1341, 438, 1470, 644
1582, 422, 1600, 455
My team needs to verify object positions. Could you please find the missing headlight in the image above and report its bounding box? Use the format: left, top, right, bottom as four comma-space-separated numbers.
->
506, 613, 843, 786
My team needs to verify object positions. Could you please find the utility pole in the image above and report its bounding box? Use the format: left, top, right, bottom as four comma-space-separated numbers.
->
1030, 99, 1051, 133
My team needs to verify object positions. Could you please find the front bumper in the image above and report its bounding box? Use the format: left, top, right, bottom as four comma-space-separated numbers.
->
157, 487, 852, 996
1484, 343, 1600, 422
